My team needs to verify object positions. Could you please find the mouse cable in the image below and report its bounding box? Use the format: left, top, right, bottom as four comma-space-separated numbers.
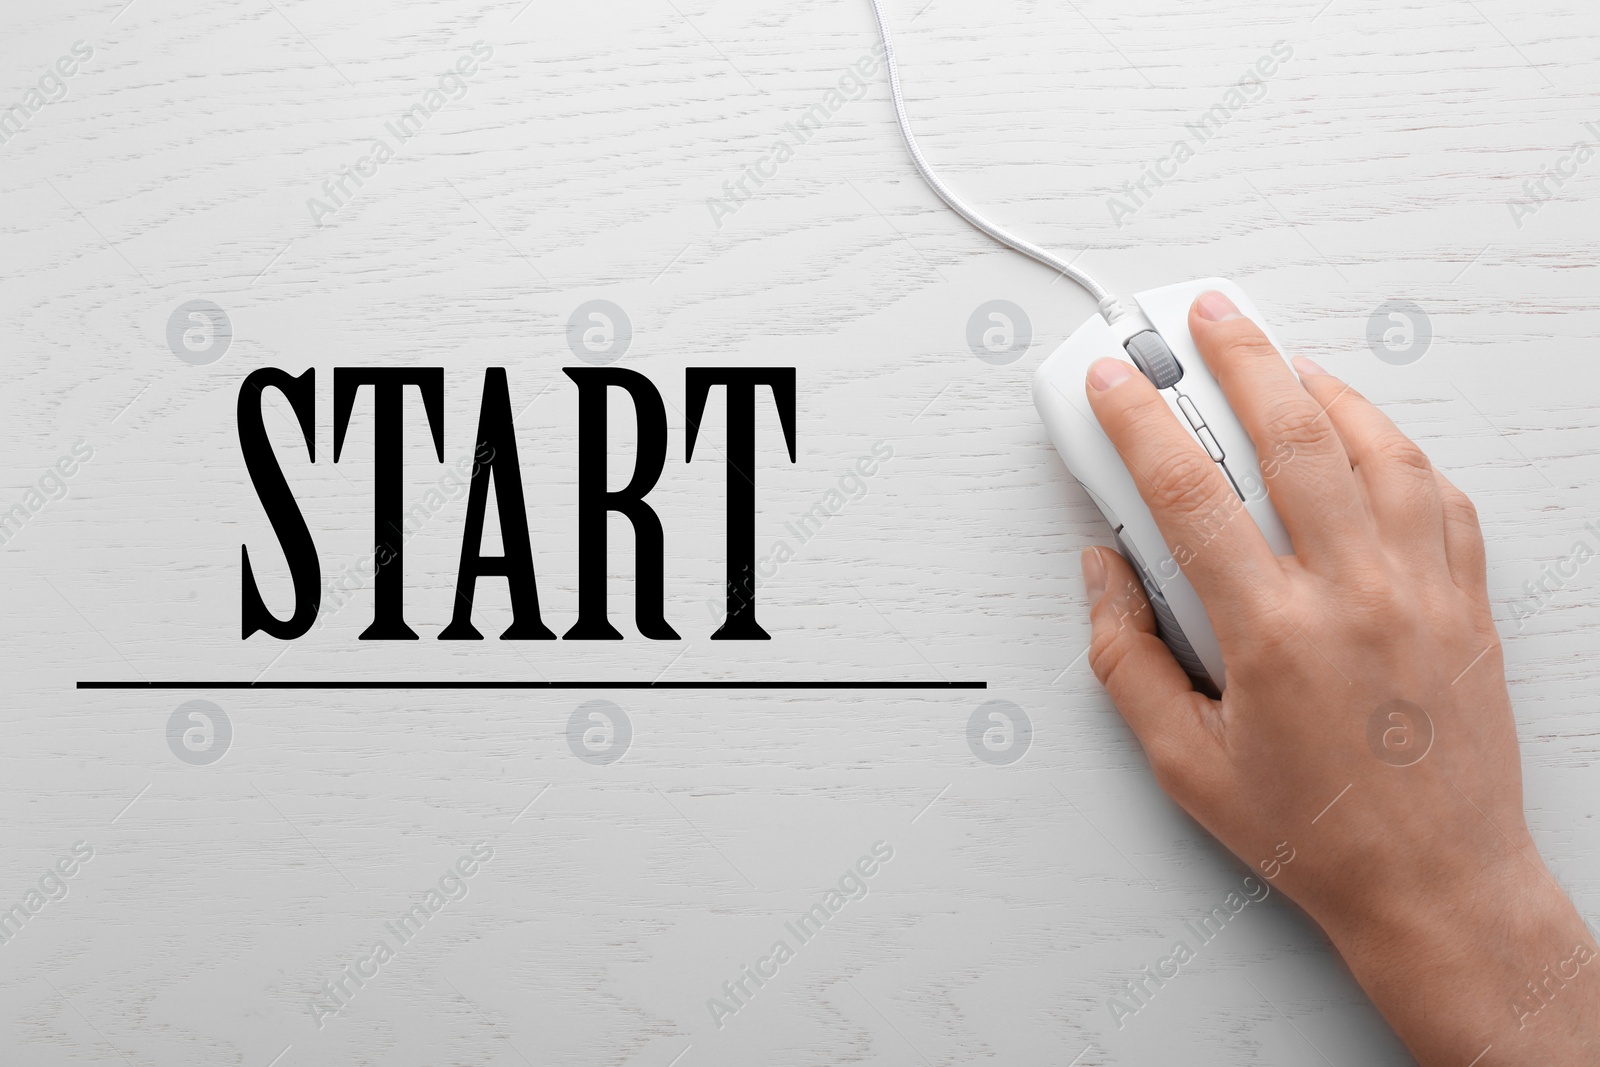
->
866, 0, 1129, 323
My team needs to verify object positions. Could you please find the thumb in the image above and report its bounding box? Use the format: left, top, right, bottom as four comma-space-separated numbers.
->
1082, 546, 1216, 773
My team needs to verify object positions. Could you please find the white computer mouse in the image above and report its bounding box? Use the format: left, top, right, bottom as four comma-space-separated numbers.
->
1032, 278, 1297, 693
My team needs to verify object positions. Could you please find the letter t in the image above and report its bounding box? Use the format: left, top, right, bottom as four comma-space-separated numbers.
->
333, 368, 445, 639
685, 368, 797, 639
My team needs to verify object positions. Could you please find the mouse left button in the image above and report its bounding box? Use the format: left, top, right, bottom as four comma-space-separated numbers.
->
1124, 331, 1183, 389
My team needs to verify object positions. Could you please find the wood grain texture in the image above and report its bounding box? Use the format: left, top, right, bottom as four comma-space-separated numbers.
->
2, 0, 1598, 1063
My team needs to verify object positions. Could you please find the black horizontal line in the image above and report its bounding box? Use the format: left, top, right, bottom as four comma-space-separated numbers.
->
76, 680, 986, 691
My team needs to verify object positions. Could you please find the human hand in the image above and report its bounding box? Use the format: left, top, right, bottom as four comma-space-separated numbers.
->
1079, 290, 1598, 1065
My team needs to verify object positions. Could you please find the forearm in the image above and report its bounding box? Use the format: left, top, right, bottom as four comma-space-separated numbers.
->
1321, 857, 1600, 1065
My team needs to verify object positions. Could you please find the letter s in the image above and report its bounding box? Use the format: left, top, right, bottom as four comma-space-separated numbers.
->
471, 40, 493, 61
471, 841, 494, 861
240, 368, 321, 639
72, 840, 94, 862
73, 40, 95, 62
870, 840, 893, 862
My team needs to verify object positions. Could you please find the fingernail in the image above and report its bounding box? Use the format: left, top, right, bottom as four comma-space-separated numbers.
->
1088, 358, 1134, 392
1293, 355, 1328, 377
1194, 290, 1242, 322
1082, 547, 1108, 603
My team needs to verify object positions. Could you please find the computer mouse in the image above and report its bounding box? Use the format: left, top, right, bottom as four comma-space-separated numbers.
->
1032, 278, 1297, 694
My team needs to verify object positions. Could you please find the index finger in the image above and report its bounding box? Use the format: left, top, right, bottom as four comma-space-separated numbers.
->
1085, 356, 1283, 625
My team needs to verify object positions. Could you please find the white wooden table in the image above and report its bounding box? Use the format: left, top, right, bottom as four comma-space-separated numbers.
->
4, 0, 1598, 1063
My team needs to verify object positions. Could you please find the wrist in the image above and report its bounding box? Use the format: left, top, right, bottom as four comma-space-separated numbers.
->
1318, 851, 1597, 1064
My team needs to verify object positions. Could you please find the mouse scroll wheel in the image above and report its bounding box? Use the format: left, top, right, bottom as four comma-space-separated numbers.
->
1124, 331, 1184, 390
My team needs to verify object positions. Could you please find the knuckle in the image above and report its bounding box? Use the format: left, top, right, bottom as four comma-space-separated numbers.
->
1261, 400, 1338, 453
1106, 573, 1152, 626
1142, 451, 1226, 523
1469, 619, 1503, 659
1223, 330, 1283, 365
1087, 619, 1135, 685
1371, 434, 1433, 477
1441, 487, 1481, 530
1346, 569, 1401, 614
1336, 569, 1414, 640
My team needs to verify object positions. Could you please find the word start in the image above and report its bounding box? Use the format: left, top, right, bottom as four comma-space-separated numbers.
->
240, 367, 796, 642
